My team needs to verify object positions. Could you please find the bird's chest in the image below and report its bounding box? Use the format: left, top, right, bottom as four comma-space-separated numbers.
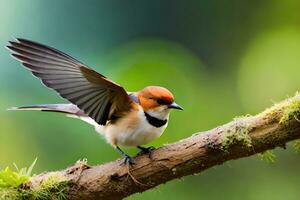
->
105, 108, 168, 146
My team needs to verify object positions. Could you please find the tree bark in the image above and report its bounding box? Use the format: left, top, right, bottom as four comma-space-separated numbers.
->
27, 94, 300, 200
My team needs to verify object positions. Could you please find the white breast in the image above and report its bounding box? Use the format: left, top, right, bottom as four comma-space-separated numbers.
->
96, 106, 169, 147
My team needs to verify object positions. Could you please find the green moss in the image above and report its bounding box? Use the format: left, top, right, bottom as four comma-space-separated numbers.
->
0, 174, 69, 200
256, 92, 300, 124
233, 114, 252, 121
279, 98, 300, 124
27, 174, 68, 200
220, 118, 252, 151
0, 159, 69, 200
293, 139, 300, 153
0, 158, 37, 189
257, 150, 276, 163
0, 168, 29, 189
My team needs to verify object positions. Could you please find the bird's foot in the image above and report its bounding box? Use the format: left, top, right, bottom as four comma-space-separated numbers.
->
122, 154, 135, 166
137, 146, 155, 158
116, 146, 135, 166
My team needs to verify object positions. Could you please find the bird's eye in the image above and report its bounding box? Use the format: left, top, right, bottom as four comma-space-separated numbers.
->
157, 99, 167, 105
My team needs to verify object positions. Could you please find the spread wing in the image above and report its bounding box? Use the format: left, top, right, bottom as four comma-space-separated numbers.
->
7, 38, 132, 125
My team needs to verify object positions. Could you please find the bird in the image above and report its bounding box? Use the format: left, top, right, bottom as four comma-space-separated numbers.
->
6, 38, 183, 164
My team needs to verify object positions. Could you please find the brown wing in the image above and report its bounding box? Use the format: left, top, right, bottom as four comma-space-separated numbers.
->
7, 38, 132, 125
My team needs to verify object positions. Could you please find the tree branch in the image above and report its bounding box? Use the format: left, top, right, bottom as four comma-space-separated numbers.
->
27, 93, 300, 200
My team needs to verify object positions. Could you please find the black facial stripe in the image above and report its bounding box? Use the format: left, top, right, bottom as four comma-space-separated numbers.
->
157, 99, 171, 105
144, 112, 167, 128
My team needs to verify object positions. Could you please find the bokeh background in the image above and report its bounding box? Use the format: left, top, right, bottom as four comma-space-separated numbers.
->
1, 0, 300, 199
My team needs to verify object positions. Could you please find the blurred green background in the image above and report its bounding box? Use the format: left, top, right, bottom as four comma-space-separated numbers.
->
0, 0, 300, 199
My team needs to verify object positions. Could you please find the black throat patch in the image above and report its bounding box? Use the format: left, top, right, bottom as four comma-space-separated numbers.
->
144, 112, 167, 128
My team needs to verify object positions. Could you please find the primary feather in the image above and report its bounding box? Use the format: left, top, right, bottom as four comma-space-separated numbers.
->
7, 38, 133, 125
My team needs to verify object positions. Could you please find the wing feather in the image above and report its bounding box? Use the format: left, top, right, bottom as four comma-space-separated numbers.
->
7, 38, 132, 125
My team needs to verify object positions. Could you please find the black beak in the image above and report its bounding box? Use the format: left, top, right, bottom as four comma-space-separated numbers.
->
168, 102, 183, 110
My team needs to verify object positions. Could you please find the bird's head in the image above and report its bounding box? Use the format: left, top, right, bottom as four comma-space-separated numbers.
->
137, 86, 183, 119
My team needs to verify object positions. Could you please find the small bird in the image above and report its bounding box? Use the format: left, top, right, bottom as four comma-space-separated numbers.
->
6, 38, 183, 164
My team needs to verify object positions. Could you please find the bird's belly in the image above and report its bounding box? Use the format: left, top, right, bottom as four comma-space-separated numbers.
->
121, 124, 166, 146
103, 121, 167, 147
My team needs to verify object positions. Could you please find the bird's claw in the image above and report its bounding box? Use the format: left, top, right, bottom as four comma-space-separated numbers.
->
121, 155, 135, 166
137, 146, 155, 158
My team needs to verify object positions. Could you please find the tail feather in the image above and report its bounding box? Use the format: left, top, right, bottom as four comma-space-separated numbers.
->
8, 104, 86, 116
8, 104, 100, 127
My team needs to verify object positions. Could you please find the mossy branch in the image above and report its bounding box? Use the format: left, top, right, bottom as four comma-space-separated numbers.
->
5, 93, 300, 200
